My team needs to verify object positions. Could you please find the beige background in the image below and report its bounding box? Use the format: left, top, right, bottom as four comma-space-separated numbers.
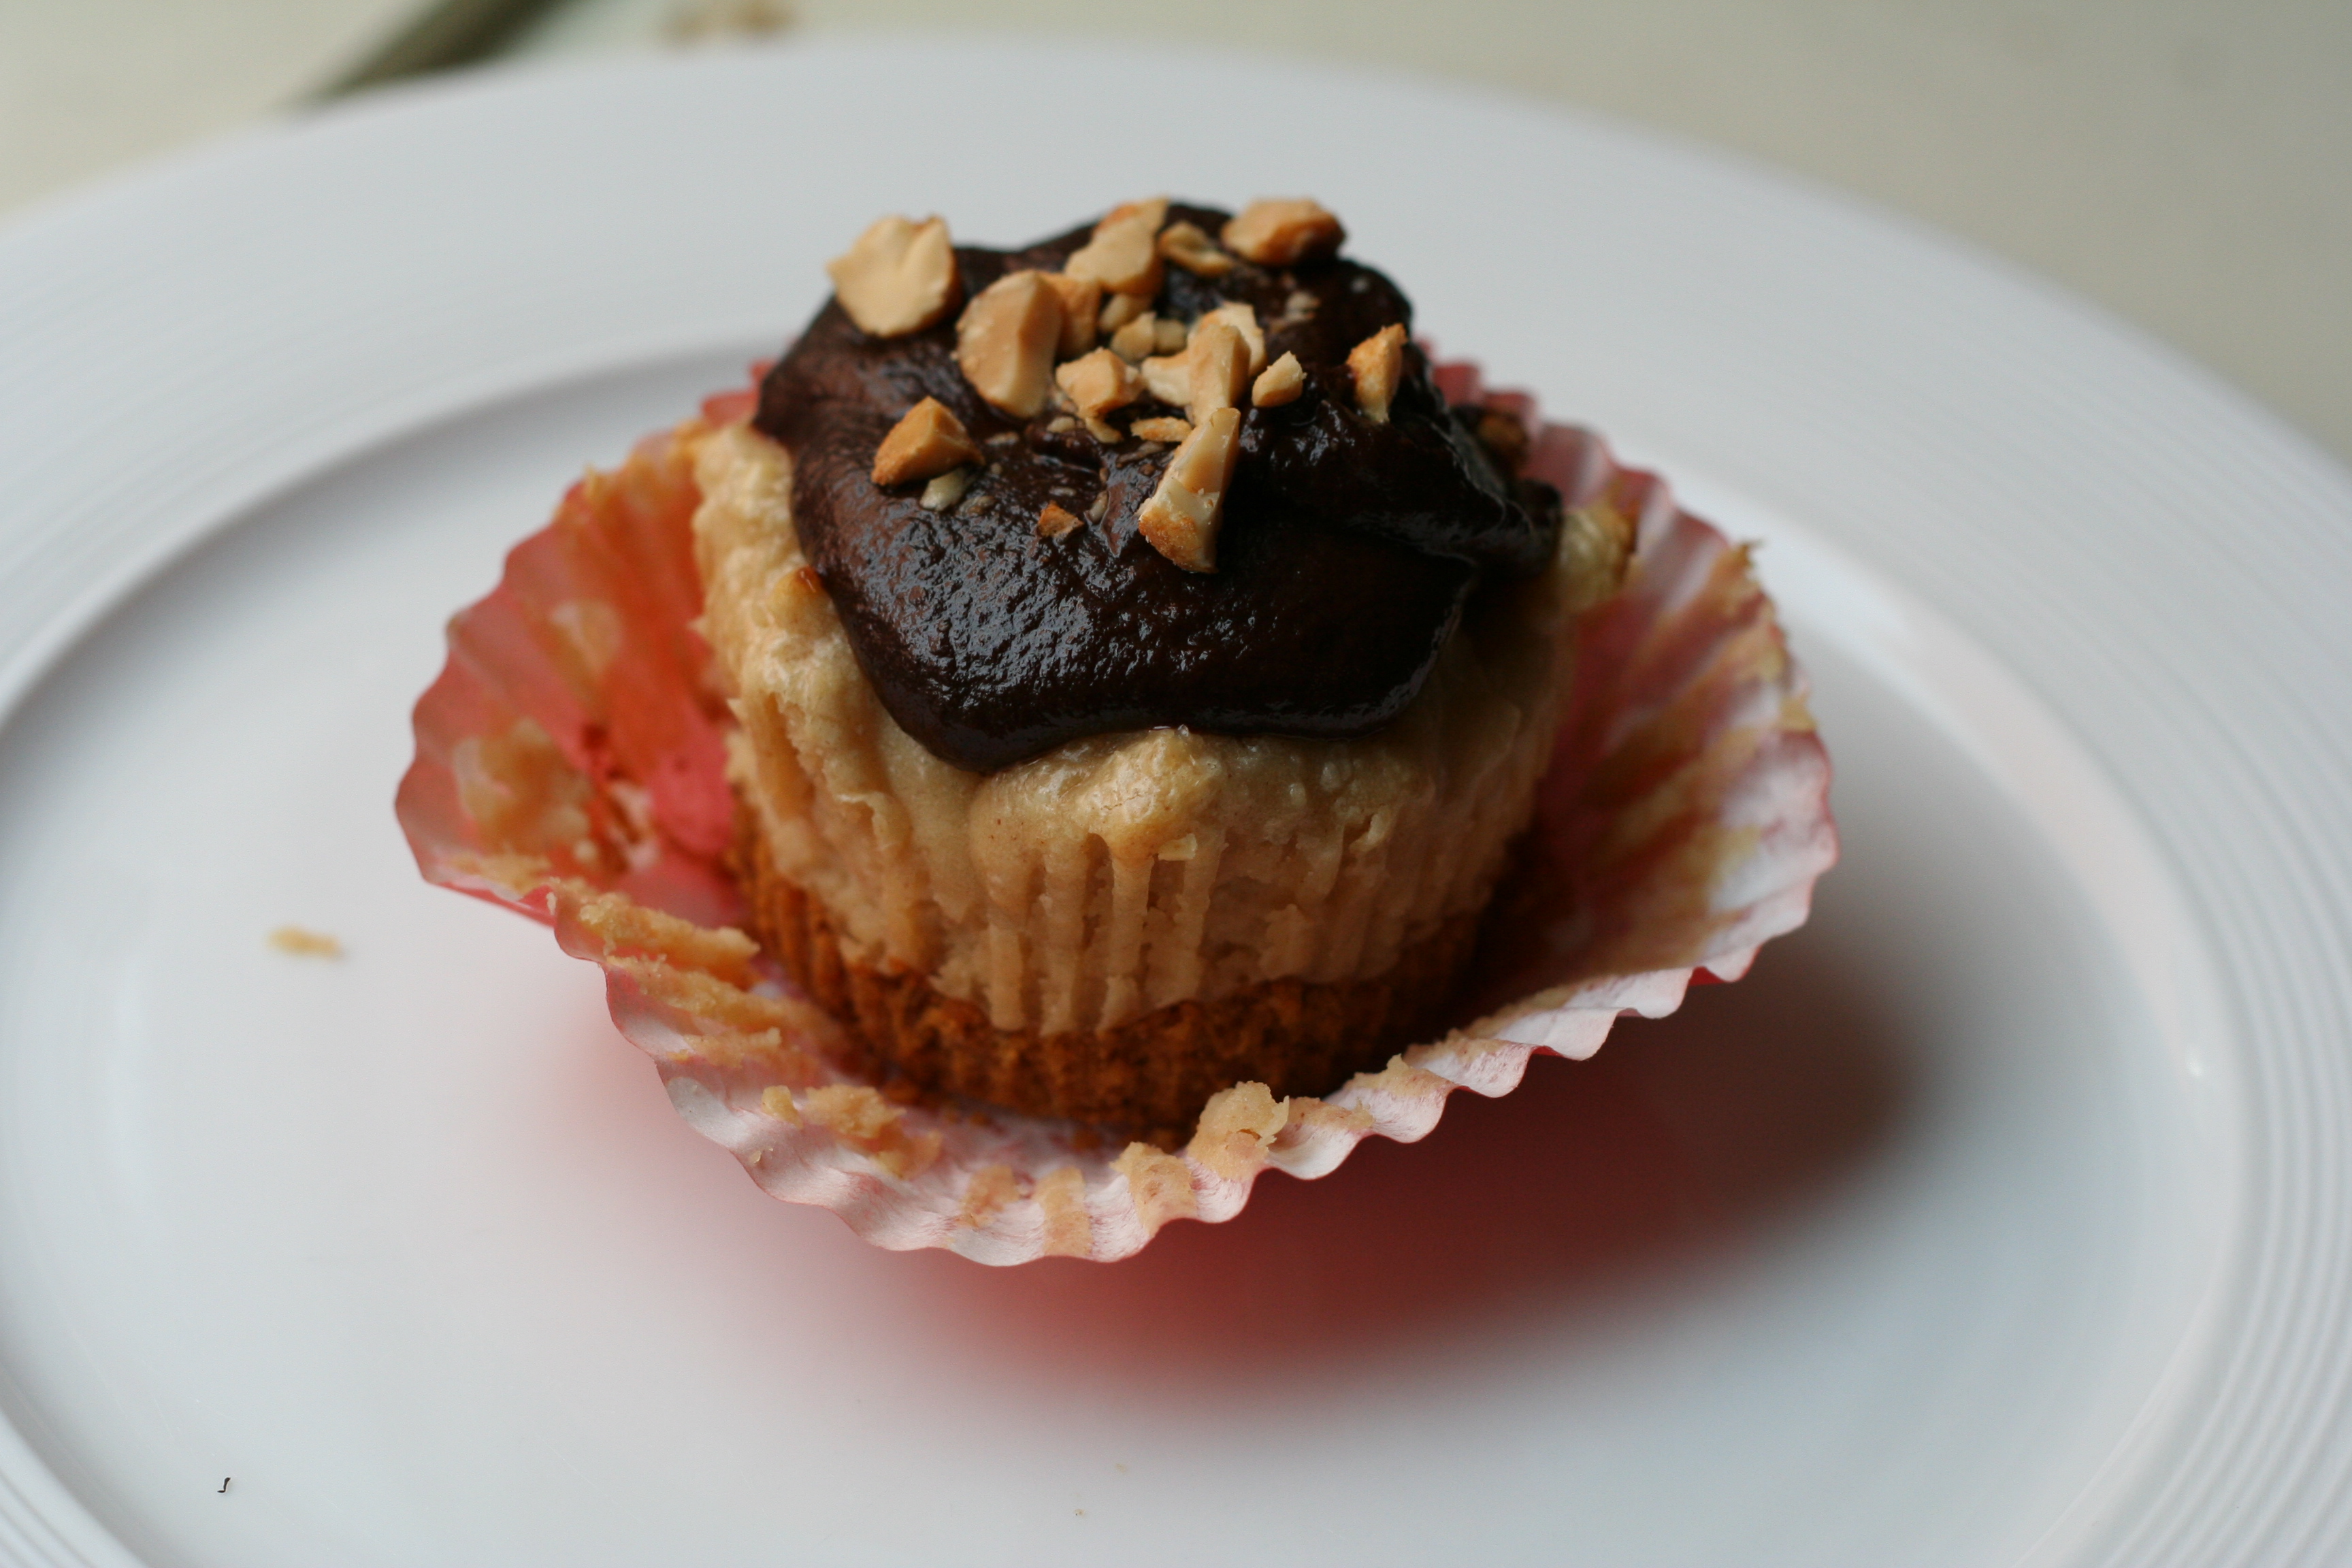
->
5, 0, 2347, 466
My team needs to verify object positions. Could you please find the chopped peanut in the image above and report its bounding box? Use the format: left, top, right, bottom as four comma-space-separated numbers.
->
1098, 291, 1149, 333
1156, 220, 1234, 276
1055, 346, 1143, 440
1129, 415, 1193, 442
826, 214, 961, 338
1152, 316, 1190, 355
1193, 301, 1265, 375
1185, 320, 1252, 421
1041, 272, 1102, 357
1348, 323, 1407, 423
919, 468, 971, 510
1252, 351, 1305, 407
1109, 311, 1158, 363
1222, 198, 1345, 265
1139, 350, 1189, 406
1036, 501, 1082, 539
1064, 197, 1168, 297
956, 270, 1063, 418
1137, 406, 1241, 572
870, 396, 983, 486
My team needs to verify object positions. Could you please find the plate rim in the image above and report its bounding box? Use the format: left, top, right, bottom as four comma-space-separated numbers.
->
1, 37, 2349, 1566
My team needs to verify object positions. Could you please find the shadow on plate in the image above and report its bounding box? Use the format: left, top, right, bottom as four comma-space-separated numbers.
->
899, 918, 1916, 1381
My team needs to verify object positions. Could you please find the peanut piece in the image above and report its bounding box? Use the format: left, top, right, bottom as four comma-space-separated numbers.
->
1065, 197, 1167, 297
826, 215, 960, 338
1036, 502, 1082, 539
1137, 406, 1241, 572
956, 270, 1063, 419
1221, 199, 1345, 266
1157, 220, 1234, 276
870, 396, 983, 486
1185, 321, 1252, 421
1139, 350, 1190, 407
919, 468, 971, 510
1193, 301, 1265, 375
1252, 351, 1305, 408
1055, 347, 1143, 441
1109, 311, 1159, 363
1041, 272, 1101, 357
1347, 323, 1407, 423
1098, 291, 1149, 333
1129, 415, 1193, 443
1152, 316, 1190, 355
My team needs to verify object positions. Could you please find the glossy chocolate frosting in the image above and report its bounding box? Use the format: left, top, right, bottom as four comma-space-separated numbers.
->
754, 203, 1561, 774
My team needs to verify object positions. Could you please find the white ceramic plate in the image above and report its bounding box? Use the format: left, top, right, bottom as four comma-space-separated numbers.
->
0, 39, 2345, 1567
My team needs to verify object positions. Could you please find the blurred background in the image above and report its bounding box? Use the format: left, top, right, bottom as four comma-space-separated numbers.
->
5, 0, 2346, 466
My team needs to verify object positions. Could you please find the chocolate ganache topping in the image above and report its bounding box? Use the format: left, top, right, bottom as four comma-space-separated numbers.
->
754, 201, 1561, 774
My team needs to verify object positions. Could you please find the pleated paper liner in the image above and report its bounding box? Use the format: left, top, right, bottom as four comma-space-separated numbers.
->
396, 365, 1837, 1264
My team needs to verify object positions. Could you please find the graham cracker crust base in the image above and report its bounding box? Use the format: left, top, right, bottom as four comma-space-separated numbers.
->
732, 812, 1481, 1131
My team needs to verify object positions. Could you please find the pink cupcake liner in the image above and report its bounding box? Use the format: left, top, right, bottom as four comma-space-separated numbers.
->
395, 365, 1837, 1264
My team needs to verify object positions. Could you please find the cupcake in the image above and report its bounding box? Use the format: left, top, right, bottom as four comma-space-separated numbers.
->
694, 199, 1633, 1130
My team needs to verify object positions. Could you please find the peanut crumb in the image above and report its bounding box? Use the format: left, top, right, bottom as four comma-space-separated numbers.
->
1252, 351, 1305, 408
919, 467, 972, 510
268, 925, 342, 958
1054, 347, 1143, 439
1192, 301, 1265, 374
955, 270, 1063, 418
1183, 321, 1252, 422
1348, 323, 1407, 423
1156, 220, 1234, 276
1151, 317, 1190, 355
1047, 414, 1077, 434
870, 396, 983, 486
1064, 197, 1168, 297
1136, 406, 1240, 572
1139, 350, 1188, 407
1109, 311, 1158, 363
1036, 501, 1082, 539
826, 214, 961, 338
1222, 198, 1345, 265
1041, 272, 1102, 357
1128, 416, 1192, 443
1098, 291, 1149, 333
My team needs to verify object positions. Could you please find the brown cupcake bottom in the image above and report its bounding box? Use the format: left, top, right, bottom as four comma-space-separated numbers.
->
733, 811, 1481, 1131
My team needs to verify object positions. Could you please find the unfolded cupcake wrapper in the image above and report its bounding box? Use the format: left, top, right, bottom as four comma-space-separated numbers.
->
396, 365, 1838, 1264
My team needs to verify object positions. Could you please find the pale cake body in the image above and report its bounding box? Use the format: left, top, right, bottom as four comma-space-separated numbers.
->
692, 421, 1621, 1122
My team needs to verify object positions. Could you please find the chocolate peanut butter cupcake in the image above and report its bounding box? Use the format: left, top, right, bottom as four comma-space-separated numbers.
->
693, 199, 1632, 1130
